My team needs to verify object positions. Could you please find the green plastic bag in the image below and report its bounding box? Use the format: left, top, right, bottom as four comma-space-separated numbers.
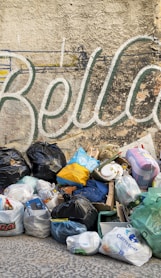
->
131, 188, 161, 258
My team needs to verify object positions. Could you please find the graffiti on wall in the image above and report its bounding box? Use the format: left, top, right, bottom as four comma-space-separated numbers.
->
0, 35, 161, 150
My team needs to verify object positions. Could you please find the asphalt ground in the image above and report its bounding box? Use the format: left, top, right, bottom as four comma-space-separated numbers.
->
0, 234, 161, 278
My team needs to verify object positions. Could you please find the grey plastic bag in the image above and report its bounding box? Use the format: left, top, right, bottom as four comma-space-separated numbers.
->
24, 208, 51, 238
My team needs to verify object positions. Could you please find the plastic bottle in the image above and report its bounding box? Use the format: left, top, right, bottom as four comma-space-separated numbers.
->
152, 173, 161, 188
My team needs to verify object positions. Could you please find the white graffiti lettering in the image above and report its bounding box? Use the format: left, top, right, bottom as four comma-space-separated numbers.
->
0, 35, 161, 150
0, 52, 36, 151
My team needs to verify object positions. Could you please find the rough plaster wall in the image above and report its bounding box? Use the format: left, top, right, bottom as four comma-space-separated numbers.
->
155, 0, 161, 36
0, 0, 156, 51
0, 0, 161, 159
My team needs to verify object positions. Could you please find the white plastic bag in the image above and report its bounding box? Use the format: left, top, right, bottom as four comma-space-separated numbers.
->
36, 179, 57, 211
3, 183, 34, 204
38, 189, 59, 211
115, 174, 141, 206
17, 175, 38, 193
99, 226, 152, 266
24, 207, 51, 238
0, 195, 24, 236
66, 231, 101, 255
36, 179, 54, 192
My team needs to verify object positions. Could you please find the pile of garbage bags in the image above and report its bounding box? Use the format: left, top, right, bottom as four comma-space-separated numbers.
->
1, 139, 161, 266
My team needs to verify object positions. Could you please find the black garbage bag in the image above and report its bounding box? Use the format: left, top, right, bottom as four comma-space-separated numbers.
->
51, 194, 98, 231
26, 142, 66, 183
0, 147, 31, 193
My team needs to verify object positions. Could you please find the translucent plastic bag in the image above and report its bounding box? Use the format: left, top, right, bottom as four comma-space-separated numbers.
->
152, 173, 161, 188
51, 220, 87, 244
66, 231, 101, 255
24, 205, 51, 238
99, 226, 152, 266
115, 174, 141, 206
68, 147, 100, 172
38, 189, 59, 211
36, 179, 54, 192
17, 175, 38, 194
125, 147, 160, 190
4, 183, 34, 204
57, 147, 100, 188
0, 195, 24, 236
130, 189, 161, 258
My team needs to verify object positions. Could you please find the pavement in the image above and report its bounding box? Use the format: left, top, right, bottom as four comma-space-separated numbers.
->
0, 234, 161, 278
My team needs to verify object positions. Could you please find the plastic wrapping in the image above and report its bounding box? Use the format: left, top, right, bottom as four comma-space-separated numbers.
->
0, 147, 31, 193
73, 179, 108, 202
38, 189, 59, 211
36, 179, 54, 192
68, 147, 100, 172
126, 147, 160, 190
26, 142, 66, 183
3, 183, 34, 204
24, 198, 51, 238
17, 175, 38, 193
57, 147, 100, 188
51, 220, 87, 244
51, 195, 98, 230
66, 231, 101, 255
99, 226, 152, 266
0, 195, 24, 236
152, 173, 161, 188
56, 163, 89, 188
115, 174, 141, 206
130, 188, 161, 258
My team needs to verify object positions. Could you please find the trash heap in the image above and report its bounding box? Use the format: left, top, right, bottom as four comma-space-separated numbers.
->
0, 137, 161, 267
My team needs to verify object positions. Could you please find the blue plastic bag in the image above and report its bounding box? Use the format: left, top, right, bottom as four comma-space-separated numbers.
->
73, 179, 108, 202
50, 219, 87, 244
68, 147, 100, 172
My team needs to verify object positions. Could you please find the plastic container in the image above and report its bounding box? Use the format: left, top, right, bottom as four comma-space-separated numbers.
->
100, 222, 130, 237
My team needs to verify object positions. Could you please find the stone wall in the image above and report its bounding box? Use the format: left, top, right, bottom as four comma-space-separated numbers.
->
0, 0, 161, 158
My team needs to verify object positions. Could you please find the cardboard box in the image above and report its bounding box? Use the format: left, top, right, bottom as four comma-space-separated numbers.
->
92, 180, 115, 211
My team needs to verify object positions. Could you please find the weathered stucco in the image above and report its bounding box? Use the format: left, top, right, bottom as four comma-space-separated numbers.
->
1, 0, 161, 158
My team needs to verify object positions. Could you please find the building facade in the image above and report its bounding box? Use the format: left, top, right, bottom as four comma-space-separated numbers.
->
0, 0, 161, 158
